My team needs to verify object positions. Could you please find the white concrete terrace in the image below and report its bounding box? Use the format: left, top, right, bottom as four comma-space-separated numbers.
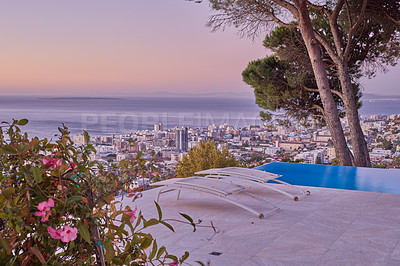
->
121, 182, 400, 265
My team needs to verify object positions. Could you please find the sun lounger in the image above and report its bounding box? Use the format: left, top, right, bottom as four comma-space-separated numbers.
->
195, 167, 310, 201
152, 176, 280, 219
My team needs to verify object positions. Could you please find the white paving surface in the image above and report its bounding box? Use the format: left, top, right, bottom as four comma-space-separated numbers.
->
120, 182, 400, 265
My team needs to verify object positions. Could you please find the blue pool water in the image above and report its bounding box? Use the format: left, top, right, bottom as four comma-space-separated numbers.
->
256, 162, 400, 194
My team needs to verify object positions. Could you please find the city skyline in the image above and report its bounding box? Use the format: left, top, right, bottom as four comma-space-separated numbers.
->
0, 0, 399, 97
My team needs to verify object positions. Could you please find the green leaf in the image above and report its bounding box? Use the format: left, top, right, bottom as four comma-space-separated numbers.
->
105, 239, 115, 262
83, 130, 90, 145
0, 145, 17, 155
17, 119, 29, 126
180, 251, 189, 263
166, 254, 178, 262
67, 196, 85, 203
180, 212, 196, 232
108, 224, 120, 231
148, 240, 157, 260
78, 225, 91, 244
2, 187, 15, 199
133, 212, 142, 230
155, 201, 162, 221
123, 254, 132, 265
159, 221, 175, 233
0, 237, 9, 251
140, 237, 152, 250
179, 213, 193, 223
17, 143, 29, 153
30, 247, 47, 265
156, 246, 166, 260
143, 218, 159, 228
32, 166, 42, 183
195, 261, 206, 266
112, 259, 124, 265
103, 194, 114, 205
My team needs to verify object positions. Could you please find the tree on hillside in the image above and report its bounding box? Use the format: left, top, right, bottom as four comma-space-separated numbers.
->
243, 24, 361, 159
203, 0, 400, 167
175, 139, 238, 178
243, 56, 343, 125
242, 26, 363, 126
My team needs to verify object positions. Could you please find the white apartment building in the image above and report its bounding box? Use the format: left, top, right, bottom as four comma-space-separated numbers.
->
264, 146, 281, 156
129, 178, 150, 190
275, 140, 305, 152
294, 149, 326, 164
372, 148, 392, 156
170, 152, 186, 162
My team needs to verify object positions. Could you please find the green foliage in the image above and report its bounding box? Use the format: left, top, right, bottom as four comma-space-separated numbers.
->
390, 155, 400, 168
280, 158, 304, 164
372, 164, 388, 169
338, 1, 400, 78
377, 139, 393, 150
243, 55, 329, 126
243, 22, 364, 127
175, 140, 238, 178
0, 119, 190, 265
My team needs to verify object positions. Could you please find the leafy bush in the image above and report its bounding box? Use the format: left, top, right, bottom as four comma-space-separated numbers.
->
175, 140, 238, 178
0, 119, 190, 265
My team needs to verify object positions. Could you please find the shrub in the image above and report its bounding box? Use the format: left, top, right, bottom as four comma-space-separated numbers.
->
175, 140, 238, 178
0, 119, 191, 265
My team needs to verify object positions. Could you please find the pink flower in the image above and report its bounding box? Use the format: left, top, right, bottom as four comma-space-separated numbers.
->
47, 226, 63, 239
54, 159, 63, 167
43, 157, 55, 167
168, 261, 179, 266
34, 198, 54, 222
47, 225, 78, 243
60, 226, 78, 243
125, 206, 137, 223
43, 157, 63, 169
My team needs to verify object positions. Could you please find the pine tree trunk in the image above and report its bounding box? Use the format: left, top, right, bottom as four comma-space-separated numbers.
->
337, 62, 371, 167
295, 0, 353, 166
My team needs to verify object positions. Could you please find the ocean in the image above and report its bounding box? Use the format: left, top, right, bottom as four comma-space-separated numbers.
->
0, 96, 398, 139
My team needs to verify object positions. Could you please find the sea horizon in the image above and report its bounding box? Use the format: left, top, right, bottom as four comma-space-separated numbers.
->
1, 94, 399, 139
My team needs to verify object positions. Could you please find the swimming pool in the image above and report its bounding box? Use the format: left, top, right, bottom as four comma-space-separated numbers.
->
256, 162, 400, 194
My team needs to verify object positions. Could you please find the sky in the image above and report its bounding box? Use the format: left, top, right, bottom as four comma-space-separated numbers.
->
0, 0, 399, 97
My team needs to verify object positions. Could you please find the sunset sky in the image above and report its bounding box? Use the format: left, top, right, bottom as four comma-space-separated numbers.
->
0, 0, 399, 97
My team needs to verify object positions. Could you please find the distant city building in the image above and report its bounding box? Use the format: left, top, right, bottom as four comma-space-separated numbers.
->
294, 149, 326, 164
73, 134, 85, 145
176, 127, 188, 151
170, 152, 186, 162
372, 148, 392, 156
129, 178, 150, 190
154, 123, 164, 132
188, 141, 198, 150
69, 109, 399, 169
275, 140, 305, 152
370, 115, 387, 121
264, 146, 281, 156
313, 131, 332, 142
325, 147, 336, 160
